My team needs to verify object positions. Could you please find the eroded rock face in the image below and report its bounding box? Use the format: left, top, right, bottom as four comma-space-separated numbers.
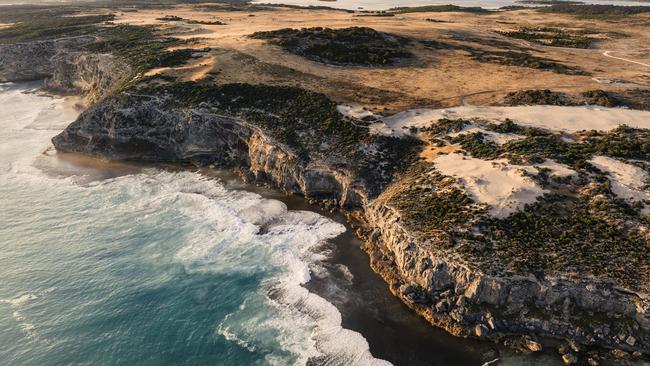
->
0, 37, 130, 100
51, 86, 649, 358
45, 52, 131, 100
0, 37, 94, 82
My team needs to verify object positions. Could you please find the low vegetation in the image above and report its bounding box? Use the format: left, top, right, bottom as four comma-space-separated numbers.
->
187, 19, 226, 25
0, 8, 200, 82
389, 5, 490, 14
448, 124, 650, 168
155, 15, 226, 25
83, 25, 198, 75
390, 118, 649, 288
389, 163, 485, 237
496, 27, 595, 49
541, 4, 650, 19
516, 0, 584, 4
250, 27, 413, 66
505, 89, 650, 110
469, 49, 587, 75
155, 15, 184, 21
504, 89, 576, 106
0, 13, 114, 44
473, 193, 649, 285
419, 34, 587, 75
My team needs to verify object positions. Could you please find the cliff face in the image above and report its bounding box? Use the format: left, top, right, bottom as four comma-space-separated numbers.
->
44, 51, 131, 101
51, 85, 649, 359
247, 132, 366, 207
0, 37, 131, 100
364, 201, 648, 353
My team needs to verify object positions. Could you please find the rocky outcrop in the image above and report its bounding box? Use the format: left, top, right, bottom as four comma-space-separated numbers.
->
53, 91, 367, 207
51, 85, 649, 360
53, 95, 251, 165
0, 36, 130, 100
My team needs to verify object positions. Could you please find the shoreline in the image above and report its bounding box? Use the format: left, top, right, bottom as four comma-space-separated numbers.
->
3, 0, 649, 359
49, 151, 510, 366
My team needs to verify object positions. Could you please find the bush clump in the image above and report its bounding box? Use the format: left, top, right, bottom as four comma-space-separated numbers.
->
497, 27, 594, 49
450, 123, 650, 168
250, 27, 413, 66
505, 89, 576, 106
390, 5, 490, 14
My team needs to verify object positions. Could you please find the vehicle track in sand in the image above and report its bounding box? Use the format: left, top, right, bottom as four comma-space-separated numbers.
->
602, 50, 650, 68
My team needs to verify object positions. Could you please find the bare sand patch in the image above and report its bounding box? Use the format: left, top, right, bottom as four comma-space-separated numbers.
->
433, 153, 546, 218
589, 155, 649, 212
372, 105, 650, 135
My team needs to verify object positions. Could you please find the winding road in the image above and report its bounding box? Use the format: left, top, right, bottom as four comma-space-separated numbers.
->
602, 50, 650, 68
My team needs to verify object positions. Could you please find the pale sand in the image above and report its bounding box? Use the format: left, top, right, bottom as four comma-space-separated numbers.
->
434, 153, 576, 217
433, 153, 547, 218
447, 126, 525, 145
372, 105, 650, 135
589, 155, 650, 212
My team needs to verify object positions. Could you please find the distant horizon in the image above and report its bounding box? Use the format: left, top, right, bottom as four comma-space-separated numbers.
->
1, 0, 650, 8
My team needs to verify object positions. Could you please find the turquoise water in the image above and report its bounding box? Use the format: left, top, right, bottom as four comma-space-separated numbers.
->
0, 83, 389, 366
